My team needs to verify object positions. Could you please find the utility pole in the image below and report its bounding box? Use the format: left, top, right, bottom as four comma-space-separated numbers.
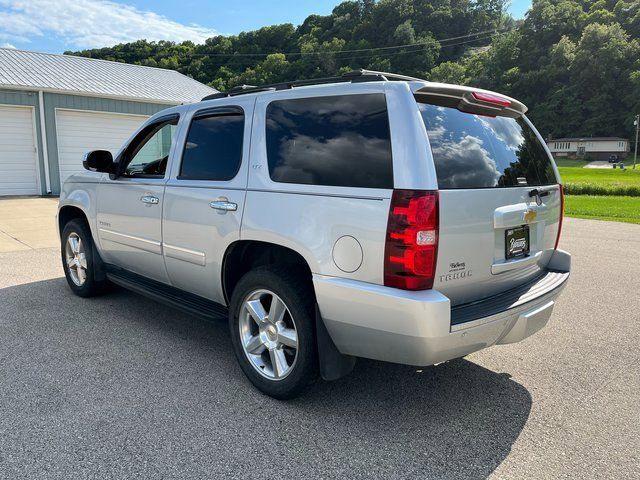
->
634, 114, 639, 170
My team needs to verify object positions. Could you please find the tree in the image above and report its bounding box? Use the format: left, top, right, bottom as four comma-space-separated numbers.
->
571, 22, 640, 135
430, 60, 468, 83
67, 0, 637, 139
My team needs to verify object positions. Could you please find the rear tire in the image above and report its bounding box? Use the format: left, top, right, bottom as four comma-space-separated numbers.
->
61, 219, 108, 297
229, 266, 318, 399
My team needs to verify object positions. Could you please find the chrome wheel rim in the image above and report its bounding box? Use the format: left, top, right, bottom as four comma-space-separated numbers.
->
65, 232, 87, 286
239, 289, 298, 381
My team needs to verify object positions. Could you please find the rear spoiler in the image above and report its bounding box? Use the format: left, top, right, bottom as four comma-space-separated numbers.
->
413, 83, 527, 118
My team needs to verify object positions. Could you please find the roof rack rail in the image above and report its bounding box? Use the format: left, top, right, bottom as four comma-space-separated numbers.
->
344, 69, 426, 82
201, 69, 426, 101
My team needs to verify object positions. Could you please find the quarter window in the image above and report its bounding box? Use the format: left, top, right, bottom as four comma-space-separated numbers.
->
180, 110, 245, 181
265, 94, 393, 189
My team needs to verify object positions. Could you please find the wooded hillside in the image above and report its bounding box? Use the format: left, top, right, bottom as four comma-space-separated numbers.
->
69, 0, 640, 138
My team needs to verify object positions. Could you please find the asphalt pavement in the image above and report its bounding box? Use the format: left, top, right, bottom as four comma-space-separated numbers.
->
0, 217, 638, 479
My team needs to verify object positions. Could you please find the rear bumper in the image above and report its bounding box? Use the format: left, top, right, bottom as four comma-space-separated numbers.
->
314, 249, 571, 366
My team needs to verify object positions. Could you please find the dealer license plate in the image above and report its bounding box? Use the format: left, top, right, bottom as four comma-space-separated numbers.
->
505, 225, 530, 260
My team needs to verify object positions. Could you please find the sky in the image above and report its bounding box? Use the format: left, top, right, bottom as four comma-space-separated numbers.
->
0, 0, 533, 53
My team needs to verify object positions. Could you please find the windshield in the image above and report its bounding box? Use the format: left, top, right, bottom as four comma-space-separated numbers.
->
418, 103, 557, 189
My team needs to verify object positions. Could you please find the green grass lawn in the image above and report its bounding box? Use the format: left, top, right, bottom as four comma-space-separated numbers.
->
550, 157, 640, 223
558, 166, 640, 185
558, 166, 640, 196
564, 195, 640, 224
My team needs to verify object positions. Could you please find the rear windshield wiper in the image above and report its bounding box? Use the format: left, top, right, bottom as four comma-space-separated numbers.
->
529, 185, 558, 204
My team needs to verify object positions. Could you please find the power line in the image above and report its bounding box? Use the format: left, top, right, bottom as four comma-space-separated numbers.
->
119, 28, 510, 60
194, 31, 502, 68
164, 31, 501, 71
313, 32, 500, 61
200, 28, 505, 57
178, 35, 495, 72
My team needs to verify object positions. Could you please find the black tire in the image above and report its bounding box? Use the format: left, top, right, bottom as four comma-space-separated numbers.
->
60, 219, 108, 297
229, 266, 319, 399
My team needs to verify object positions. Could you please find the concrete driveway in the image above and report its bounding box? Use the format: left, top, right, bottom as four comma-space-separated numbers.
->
0, 198, 638, 479
584, 160, 611, 168
0, 197, 58, 252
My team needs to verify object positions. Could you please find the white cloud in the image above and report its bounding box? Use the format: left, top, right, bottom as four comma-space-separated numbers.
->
0, 42, 16, 48
0, 0, 217, 48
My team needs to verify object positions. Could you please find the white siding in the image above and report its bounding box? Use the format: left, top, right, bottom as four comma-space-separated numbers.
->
55, 109, 148, 184
0, 105, 39, 196
548, 140, 628, 153
582, 141, 628, 152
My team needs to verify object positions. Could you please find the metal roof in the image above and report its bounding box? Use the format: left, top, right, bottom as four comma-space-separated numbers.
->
548, 137, 628, 142
0, 48, 217, 105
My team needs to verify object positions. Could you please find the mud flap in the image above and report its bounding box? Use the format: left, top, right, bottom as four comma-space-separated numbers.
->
92, 245, 107, 282
315, 304, 356, 381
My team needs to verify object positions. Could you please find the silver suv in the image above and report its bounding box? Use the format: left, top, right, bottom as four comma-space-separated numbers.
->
58, 70, 571, 399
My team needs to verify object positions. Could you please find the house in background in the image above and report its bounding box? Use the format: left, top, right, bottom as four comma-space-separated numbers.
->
0, 47, 217, 196
546, 137, 629, 161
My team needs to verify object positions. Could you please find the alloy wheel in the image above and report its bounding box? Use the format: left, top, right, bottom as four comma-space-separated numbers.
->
238, 289, 299, 380
65, 232, 87, 286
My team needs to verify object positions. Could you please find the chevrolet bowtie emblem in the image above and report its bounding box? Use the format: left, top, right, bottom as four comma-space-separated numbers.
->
523, 209, 537, 223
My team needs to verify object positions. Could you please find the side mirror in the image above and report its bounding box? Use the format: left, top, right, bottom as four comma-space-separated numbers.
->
83, 150, 115, 173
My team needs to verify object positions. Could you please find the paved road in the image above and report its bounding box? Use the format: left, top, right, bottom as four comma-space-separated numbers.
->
0, 217, 638, 479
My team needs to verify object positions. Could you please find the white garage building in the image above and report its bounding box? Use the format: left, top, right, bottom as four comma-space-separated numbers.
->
0, 48, 216, 196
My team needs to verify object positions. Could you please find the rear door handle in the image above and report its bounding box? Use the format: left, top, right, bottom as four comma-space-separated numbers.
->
140, 195, 159, 205
209, 200, 237, 212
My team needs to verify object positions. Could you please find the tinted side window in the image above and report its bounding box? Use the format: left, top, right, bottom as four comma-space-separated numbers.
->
418, 103, 557, 189
265, 94, 393, 188
180, 112, 244, 181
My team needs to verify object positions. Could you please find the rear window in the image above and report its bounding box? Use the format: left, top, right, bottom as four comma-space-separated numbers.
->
265, 94, 393, 189
418, 103, 557, 189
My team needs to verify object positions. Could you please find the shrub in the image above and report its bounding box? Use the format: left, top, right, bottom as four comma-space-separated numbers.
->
564, 182, 640, 197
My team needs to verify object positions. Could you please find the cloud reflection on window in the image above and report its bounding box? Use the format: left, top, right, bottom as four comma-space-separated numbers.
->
419, 102, 555, 188
478, 116, 525, 151
273, 133, 392, 186
431, 135, 502, 188
266, 94, 393, 188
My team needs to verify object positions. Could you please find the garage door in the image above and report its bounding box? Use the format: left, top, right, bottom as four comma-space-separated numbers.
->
56, 110, 148, 185
0, 105, 39, 196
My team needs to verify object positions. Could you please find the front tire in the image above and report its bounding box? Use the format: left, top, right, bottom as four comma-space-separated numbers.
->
61, 219, 108, 297
229, 266, 318, 399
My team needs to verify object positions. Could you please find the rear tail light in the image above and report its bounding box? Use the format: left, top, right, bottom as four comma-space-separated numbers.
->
384, 190, 439, 290
554, 184, 564, 250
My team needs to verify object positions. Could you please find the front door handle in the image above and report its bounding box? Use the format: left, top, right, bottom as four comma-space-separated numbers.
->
140, 195, 159, 205
209, 200, 237, 212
